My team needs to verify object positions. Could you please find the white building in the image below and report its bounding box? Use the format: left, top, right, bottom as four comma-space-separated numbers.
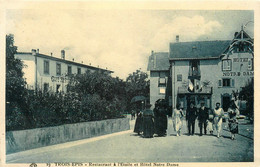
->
15, 49, 113, 93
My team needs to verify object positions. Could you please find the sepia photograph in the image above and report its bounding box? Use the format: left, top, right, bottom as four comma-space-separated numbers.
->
1, 1, 259, 167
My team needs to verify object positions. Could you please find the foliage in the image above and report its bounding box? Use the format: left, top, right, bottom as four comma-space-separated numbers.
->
5, 34, 149, 131
6, 34, 27, 104
5, 34, 34, 128
239, 79, 254, 121
125, 69, 150, 110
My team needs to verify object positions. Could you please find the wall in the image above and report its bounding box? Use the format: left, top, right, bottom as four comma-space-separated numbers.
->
149, 71, 169, 109
15, 53, 36, 90
15, 53, 102, 93
171, 52, 253, 110
6, 118, 130, 154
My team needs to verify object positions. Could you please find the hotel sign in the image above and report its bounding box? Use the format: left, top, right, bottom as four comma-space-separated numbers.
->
223, 71, 254, 77
51, 76, 70, 83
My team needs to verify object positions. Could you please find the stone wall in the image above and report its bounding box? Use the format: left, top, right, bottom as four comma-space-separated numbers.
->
6, 118, 130, 154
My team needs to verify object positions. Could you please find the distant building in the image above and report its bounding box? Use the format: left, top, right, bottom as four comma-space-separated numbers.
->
148, 28, 254, 112
15, 49, 113, 93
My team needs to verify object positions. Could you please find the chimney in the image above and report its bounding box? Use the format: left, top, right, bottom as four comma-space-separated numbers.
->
176, 35, 179, 42
61, 50, 65, 59
32, 49, 36, 56
36, 49, 39, 54
51, 52, 53, 56
72, 58, 74, 61
151, 50, 154, 55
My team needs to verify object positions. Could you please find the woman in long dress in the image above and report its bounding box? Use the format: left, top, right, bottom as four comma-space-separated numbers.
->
213, 102, 224, 138
142, 104, 154, 138
172, 104, 183, 137
228, 100, 240, 140
134, 110, 143, 135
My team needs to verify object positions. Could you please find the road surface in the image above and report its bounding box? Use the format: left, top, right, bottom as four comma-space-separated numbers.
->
6, 117, 253, 163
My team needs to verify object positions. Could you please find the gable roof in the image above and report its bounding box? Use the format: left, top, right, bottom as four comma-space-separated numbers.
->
16, 52, 113, 73
147, 52, 170, 71
169, 40, 231, 60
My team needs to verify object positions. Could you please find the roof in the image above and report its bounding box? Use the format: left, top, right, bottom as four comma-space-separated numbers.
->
169, 40, 231, 60
16, 52, 113, 73
147, 52, 170, 71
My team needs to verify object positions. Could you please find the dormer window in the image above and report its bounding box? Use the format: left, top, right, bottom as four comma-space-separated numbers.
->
222, 59, 231, 71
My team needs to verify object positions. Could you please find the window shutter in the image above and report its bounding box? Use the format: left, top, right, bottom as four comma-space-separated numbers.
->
232, 79, 235, 87
218, 79, 222, 87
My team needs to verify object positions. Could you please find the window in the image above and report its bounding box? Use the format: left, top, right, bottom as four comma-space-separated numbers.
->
189, 60, 200, 78
231, 79, 235, 87
68, 66, 72, 75
56, 63, 61, 76
44, 60, 49, 74
43, 83, 49, 93
222, 59, 231, 71
218, 80, 222, 87
159, 78, 166, 85
159, 87, 166, 94
223, 79, 231, 87
177, 74, 182, 82
248, 59, 253, 71
77, 67, 81, 74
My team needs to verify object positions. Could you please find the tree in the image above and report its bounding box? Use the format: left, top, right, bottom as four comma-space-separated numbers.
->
239, 79, 254, 121
67, 71, 127, 120
6, 34, 27, 104
125, 69, 150, 110
6, 34, 32, 130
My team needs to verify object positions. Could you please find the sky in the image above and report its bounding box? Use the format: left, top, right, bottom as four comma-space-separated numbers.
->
6, 10, 254, 79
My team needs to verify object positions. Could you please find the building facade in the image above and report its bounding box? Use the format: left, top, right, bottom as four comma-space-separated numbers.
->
148, 28, 254, 112
15, 49, 113, 93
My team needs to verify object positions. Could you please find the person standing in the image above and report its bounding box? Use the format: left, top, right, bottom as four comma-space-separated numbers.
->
207, 108, 214, 135
197, 102, 209, 136
134, 110, 143, 135
213, 102, 224, 138
172, 104, 184, 136
154, 100, 168, 137
186, 102, 197, 136
228, 100, 240, 140
142, 104, 154, 138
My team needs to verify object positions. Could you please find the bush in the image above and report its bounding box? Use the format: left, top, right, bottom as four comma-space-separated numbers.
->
6, 90, 126, 131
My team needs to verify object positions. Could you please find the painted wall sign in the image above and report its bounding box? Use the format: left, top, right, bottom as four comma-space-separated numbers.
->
223, 71, 254, 77
233, 58, 249, 62
51, 76, 69, 83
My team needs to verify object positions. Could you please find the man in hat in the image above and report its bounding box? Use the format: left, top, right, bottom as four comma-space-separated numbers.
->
142, 103, 154, 138
186, 102, 197, 136
197, 101, 209, 136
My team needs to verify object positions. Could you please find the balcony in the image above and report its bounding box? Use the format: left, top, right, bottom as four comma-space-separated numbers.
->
178, 86, 212, 94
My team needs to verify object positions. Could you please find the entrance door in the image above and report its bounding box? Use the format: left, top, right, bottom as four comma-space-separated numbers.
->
222, 96, 231, 112
186, 95, 196, 108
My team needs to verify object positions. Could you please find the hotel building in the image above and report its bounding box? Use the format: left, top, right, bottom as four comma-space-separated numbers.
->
15, 49, 113, 93
148, 28, 253, 112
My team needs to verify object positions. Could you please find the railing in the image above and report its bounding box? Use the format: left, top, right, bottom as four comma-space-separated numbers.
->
178, 86, 212, 94
188, 70, 201, 77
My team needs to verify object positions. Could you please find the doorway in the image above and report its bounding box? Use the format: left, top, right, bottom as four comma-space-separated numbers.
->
222, 95, 231, 112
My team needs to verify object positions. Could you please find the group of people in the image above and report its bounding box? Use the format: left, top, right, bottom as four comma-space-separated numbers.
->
134, 99, 168, 138
134, 99, 240, 140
